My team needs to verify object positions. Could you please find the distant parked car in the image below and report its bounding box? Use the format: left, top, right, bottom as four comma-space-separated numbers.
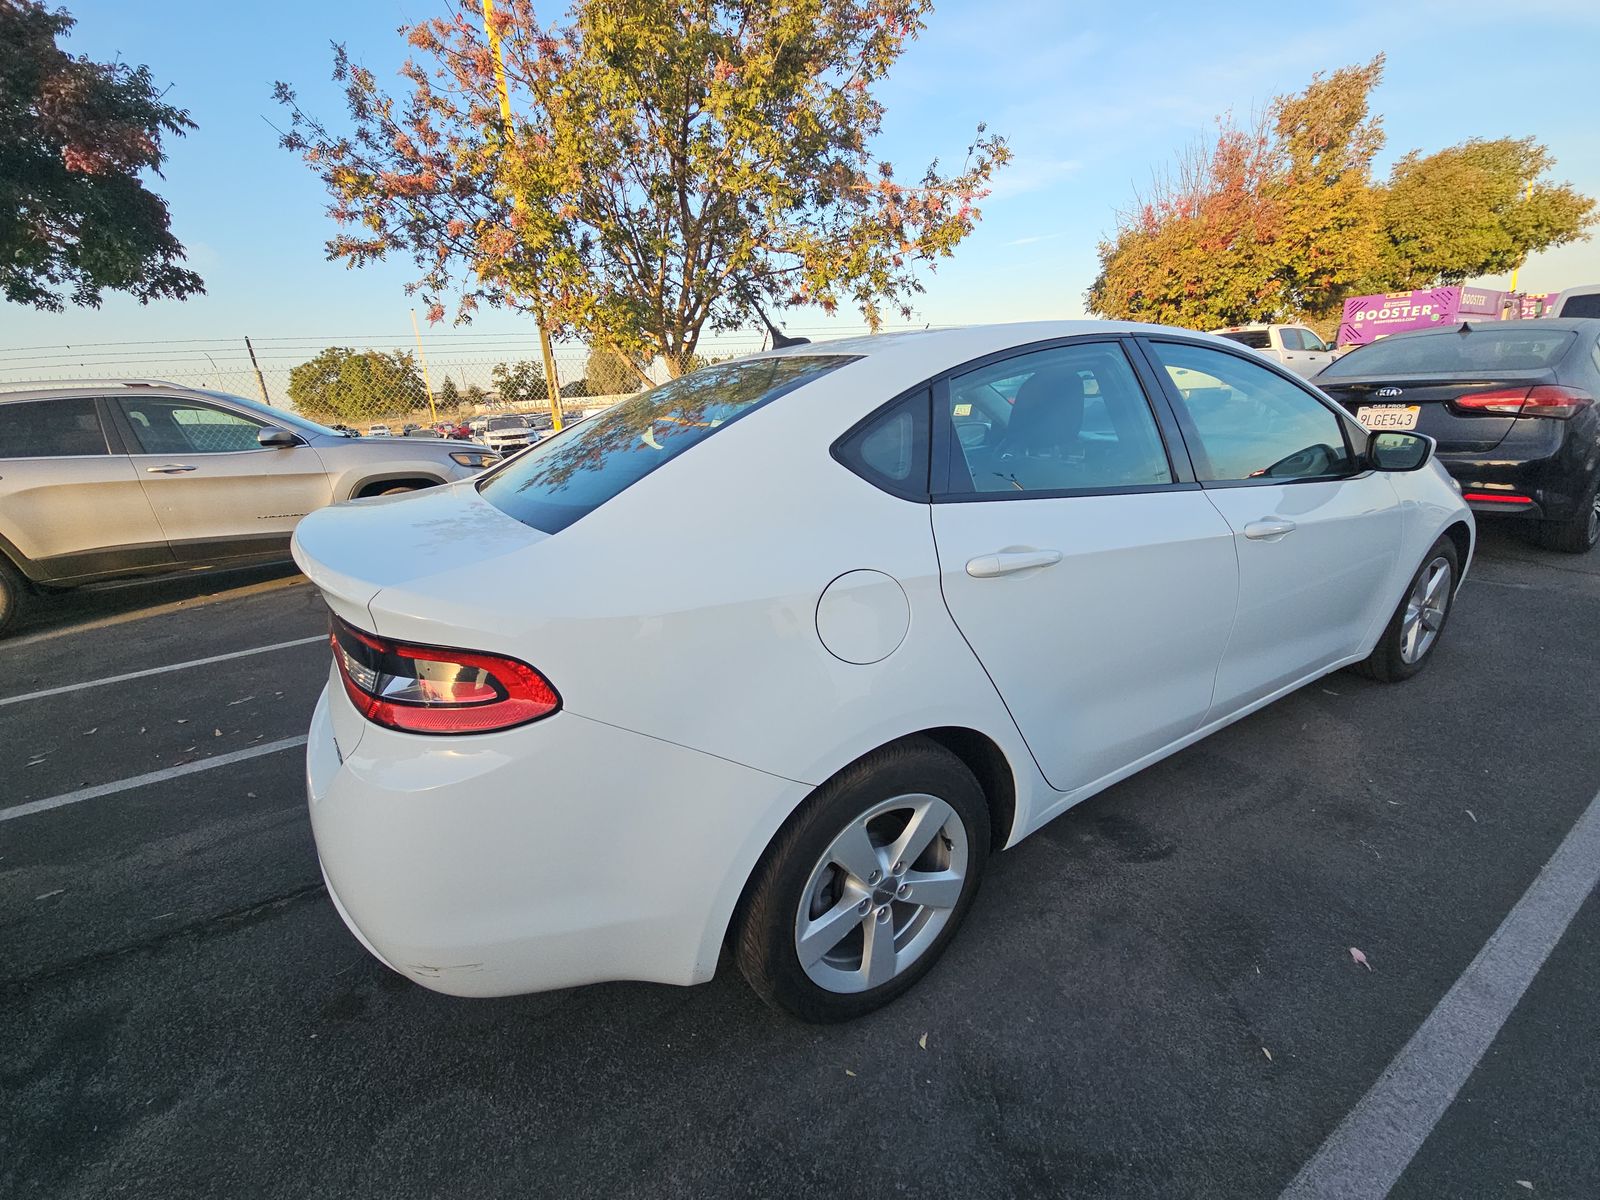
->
1317, 318, 1600, 552
482, 414, 539, 454
1210, 324, 1334, 378
0, 380, 501, 636
367, 423, 392, 437
294, 322, 1472, 1021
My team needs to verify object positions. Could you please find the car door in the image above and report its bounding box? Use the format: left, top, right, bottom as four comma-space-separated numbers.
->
930, 338, 1240, 796
1138, 338, 1404, 717
0, 395, 172, 580
113, 393, 334, 561
1292, 327, 1334, 378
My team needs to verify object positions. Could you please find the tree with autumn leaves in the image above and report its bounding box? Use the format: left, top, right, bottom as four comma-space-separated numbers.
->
275, 0, 1008, 389
1089, 56, 1595, 332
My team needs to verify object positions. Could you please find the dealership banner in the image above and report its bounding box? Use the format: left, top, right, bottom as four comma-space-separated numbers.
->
1337, 286, 1507, 345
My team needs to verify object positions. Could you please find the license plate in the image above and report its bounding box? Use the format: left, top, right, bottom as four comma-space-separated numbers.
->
1356, 404, 1421, 431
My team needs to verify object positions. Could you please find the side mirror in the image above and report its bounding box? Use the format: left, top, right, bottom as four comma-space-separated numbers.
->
257, 426, 299, 449
1368, 430, 1432, 472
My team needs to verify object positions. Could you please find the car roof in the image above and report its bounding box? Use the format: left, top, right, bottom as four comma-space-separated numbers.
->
748, 320, 1233, 366
0, 378, 193, 403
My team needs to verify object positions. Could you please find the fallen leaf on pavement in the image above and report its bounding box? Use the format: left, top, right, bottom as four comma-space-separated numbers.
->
82, 728, 96, 735
1516, 1182, 1533, 1191
213, 729, 222, 737
35, 889, 64, 901
1465, 809, 1478, 823
918, 1032, 928, 1050
1350, 947, 1372, 971
844, 1069, 856, 1077
1262, 1047, 1272, 1062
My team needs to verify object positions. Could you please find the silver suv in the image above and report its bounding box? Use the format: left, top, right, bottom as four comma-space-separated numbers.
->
0, 380, 499, 635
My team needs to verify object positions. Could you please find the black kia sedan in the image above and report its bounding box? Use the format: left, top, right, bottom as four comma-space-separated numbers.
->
1316, 319, 1600, 552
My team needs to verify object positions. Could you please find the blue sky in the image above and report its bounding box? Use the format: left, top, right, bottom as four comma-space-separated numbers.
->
3, 0, 1598, 382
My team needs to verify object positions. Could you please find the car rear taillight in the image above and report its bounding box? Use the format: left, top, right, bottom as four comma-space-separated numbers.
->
330, 616, 559, 734
1454, 385, 1593, 418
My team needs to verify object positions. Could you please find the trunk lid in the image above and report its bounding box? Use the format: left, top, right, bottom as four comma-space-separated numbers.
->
1317, 368, 1558, 454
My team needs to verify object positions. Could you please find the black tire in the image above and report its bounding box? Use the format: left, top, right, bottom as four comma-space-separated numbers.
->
735, 736, 990, 1023
1353, 535, 1460, 683
0, 556, 33, 639
1529, 475, 1600, 554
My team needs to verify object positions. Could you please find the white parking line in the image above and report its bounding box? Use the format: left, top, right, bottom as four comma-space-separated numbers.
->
0, 635, 326, 707
1280, 785, 1600, 1199
0, 735, 308, 824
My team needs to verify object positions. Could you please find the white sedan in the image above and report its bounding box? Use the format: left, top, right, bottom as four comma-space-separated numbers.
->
294, 322, 1473, 1022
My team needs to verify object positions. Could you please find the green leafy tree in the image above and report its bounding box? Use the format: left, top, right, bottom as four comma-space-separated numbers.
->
464, 383, 488, 405
561, 378, 592, 399
288, 347, 428, 423
585, 346, 641, 396
274, 0, 1008, 377
437, 375, 461, 410
1375, 138, 1596, 287
1088, 58, 1594, 330
492, 360, 548, 406
1, 0, 204, 310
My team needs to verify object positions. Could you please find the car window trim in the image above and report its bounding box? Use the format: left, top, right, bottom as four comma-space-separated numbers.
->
0, 396, 115, 460
928, 334, 1196, 502
111, 393, 281, 456
1134, 334, 1364, 489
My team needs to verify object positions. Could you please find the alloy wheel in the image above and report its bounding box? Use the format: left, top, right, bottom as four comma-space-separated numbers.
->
793, 794, 969, 994
1400, 555, 1452, 664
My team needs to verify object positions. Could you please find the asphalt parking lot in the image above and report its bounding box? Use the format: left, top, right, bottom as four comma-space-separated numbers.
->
3, 528, 1598, 1200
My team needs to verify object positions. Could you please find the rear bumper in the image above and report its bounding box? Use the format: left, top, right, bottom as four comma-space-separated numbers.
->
1438, 427, 1596, 522
305, 683, 808, 997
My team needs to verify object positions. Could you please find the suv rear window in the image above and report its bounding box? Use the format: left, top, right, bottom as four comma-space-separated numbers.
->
478, 355, 856, 533
0, 397, 109, 458
1322, 327, 1578, 377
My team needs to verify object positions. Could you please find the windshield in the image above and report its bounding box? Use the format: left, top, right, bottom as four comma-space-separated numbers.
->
478, 354, 857, 533
1322, 327, 1578, 377
487, 416, 528, 430
194, 388, 352, 437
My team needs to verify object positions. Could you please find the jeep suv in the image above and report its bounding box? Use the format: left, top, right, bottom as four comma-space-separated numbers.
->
0, 380, 500, 636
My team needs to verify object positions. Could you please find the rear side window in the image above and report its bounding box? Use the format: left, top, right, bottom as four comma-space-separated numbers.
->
1321, 327, 1578, 377
0, 397, 109, 458
478, 355, 857, 533
834, 390, 929, 499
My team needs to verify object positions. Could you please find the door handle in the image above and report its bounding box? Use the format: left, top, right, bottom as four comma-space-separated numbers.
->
146, 464, 197, 473
966, 549, 1063, 578
1243, 518, 1297, 541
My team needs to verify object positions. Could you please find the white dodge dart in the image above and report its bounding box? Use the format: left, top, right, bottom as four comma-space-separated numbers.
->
294, 322, 1473, 1021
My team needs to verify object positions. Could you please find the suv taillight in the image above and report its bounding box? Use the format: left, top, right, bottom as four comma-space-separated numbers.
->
1454, 385, 1593, 418
330, 616, 559, 734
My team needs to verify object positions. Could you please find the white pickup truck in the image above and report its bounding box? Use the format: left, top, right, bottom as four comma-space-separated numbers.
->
1210, 324, 1334, 379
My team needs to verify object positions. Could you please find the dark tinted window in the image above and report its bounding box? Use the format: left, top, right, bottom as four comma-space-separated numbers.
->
1559, 293, 1600, 319
835, 390, 928, 498
1321, 327, 1577, 377
479, 355, 856, 533
0, 397, 109, 458
944, 342, 1173, 494
1149, 341, 1351, 482
1218, 329, 1272, 350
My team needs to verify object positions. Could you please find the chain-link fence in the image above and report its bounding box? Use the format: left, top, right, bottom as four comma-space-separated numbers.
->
0, 333, 779, 433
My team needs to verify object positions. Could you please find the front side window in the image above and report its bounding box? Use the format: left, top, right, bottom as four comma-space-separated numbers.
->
119, 398, 267, 454
1298, 328, 1330, 352
944, 342, 1173, 495
1278, 328, 1305, 351
1147, 341, 1352, 483
478, 354, 857, 533
0, 397, 109, 458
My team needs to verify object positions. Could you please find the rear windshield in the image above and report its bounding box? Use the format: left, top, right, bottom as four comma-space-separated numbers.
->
1218, 329, 1271, 350
477, 354, 856, 533
1322, 327, 1577, 377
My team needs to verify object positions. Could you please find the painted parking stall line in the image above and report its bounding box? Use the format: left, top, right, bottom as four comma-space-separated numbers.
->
0, 736, 309, 824
1280, 784, 1600, 1200
0, 634, 327, 707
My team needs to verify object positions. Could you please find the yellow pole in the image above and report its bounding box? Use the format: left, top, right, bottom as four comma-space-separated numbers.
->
410, 308, 439, 423
1509, 179, 1534, 294
482, 0, 563, 432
